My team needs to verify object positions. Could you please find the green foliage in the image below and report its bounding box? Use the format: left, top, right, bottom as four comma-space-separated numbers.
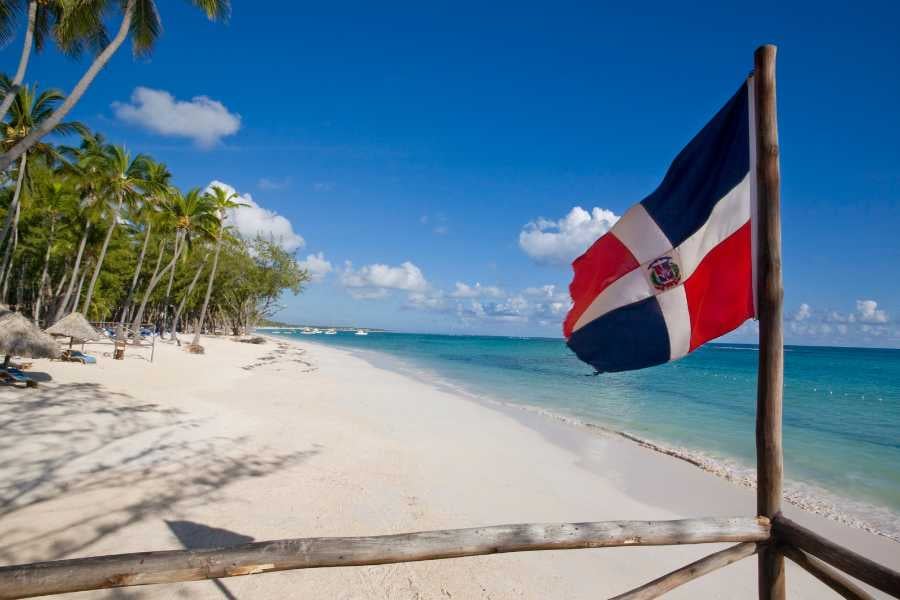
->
0, 129, 309, 332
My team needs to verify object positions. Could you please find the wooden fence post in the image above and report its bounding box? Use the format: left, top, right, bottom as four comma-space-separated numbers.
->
753, 44, 785, 600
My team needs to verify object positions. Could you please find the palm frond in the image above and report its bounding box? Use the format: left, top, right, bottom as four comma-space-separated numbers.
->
0, 0, 23, 47
187, 0, 230, 21
130, 0, 160, 56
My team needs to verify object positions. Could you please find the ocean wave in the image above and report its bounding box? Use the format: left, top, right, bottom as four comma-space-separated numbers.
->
480, 398, 900, 543
280, 332, 900, 543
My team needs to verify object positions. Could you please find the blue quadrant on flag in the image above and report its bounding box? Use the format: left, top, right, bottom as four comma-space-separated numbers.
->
564, 81, 756, 373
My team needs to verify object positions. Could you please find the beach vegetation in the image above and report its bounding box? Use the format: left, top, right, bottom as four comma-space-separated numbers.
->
0, 126, 309, 341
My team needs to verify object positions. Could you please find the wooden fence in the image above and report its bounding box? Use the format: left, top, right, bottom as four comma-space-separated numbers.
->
1, 45, 898, 600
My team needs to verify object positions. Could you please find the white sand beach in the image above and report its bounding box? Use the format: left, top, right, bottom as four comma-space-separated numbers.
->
1, 335, 897, 599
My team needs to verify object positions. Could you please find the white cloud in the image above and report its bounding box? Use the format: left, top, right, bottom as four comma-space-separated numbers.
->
855, 299, 888, 323
298, 252, 333, 282
341, 261, 428, 299
791, 303, 811, 321
450, 282, 504, 298
519, 206, 619, 265
407, 290, 447, 310
258, 177, 291, 190
113, 87, 240, 147
204, 181, 305, 252
405, 280, 573, 329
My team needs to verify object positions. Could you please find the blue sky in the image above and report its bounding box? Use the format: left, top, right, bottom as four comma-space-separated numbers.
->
5, 1, 899, 346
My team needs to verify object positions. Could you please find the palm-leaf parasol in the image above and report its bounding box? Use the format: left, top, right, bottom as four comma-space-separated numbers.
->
0, 310, 61, 366
45, 312, 101, 345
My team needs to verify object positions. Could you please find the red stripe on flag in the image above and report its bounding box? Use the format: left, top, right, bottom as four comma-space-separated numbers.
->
683, 221, 754, 351
564, 233, 639, 338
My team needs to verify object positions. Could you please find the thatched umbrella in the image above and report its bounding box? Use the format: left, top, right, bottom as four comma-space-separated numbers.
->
45, 312, 100, 348
0, 311, 61, 367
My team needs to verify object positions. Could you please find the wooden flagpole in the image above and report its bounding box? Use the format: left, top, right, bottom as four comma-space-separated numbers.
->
753, 44, 786, 600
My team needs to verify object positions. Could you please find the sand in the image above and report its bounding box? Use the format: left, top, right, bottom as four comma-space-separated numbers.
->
1, 334, 897, 599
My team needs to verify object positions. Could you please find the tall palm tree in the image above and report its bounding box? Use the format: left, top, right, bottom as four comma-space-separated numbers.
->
0, 0, 230, 172
0, 79, 85, 253
190, 184, 243, 349
51, 132, 107, 323
0, 0, 96, 123
31, 175, 75, 323
130, 187, 216, 334
80, 144, 149, 317
116, 158, 170, 335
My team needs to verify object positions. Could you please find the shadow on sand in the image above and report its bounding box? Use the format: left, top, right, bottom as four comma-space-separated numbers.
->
0, 379, 317, 595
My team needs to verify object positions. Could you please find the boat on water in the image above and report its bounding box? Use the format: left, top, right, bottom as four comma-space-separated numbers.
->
301, 327, 321, 335
324, 329, 337, 335
355, 329, 368, 336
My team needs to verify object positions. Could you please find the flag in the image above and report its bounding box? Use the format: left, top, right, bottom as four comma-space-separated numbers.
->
564, 79, 757, 373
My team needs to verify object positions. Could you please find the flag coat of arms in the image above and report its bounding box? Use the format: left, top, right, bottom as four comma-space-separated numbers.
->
564, 79, 758, 373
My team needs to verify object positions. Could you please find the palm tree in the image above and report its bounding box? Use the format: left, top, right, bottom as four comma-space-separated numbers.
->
116, 159, 171, 335
0, 80, 85, 254
0, 81, 83, 299
170, 252, 210, 344
80, 144, 149, 317
130, 188, 216, 335
0, 0, 230, 172
190, 184, 243, 350
0, 1, 107, 124
31, 175, 75, 323
51, 133, 107, 323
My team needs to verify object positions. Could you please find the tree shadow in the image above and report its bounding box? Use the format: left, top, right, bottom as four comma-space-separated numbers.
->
0, 381, 318, 570
165, 520, 255, 600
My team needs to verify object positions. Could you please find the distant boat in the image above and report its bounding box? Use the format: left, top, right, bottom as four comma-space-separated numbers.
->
301, 327, 321, 335
324, 329, 337, 335
355, 329, 368, 336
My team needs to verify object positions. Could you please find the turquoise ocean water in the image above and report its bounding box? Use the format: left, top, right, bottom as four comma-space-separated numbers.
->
264, 330, 900, 539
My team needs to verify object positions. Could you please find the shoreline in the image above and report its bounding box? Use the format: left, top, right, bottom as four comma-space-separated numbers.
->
3, 333, 898, 599
288, 333, 900, 544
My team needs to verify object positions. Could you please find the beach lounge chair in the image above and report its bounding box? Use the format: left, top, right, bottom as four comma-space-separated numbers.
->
63, 350, 97, 364
1, 368, 36, 387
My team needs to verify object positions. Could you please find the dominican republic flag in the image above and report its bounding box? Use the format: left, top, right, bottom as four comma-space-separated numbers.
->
564, 79, 758, 373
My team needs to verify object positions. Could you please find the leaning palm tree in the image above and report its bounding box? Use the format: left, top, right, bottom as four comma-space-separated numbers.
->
80, 144, 149, 317
0, 0, 231, 172
51, 134, 108, 324
129, 188, 216, 335
116, 158, 171, 335
0, 0, 106, 124
0, 80, 85, 254
189, 184, 243, 351
31, 175, 76, 324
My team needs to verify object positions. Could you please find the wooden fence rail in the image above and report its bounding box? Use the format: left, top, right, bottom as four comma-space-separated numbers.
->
774, 516, 900, 597
779, 544, 874, 600
610, 542, 758, 600
0, 517, 769, 600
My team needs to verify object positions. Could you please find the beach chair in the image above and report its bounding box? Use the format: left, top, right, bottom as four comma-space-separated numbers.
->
68, 350, 97, 364
1, 368, 36, 387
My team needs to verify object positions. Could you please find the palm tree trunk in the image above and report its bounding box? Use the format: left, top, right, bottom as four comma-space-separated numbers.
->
0, 153, 27, 252
0, 1, 37, 124
191, 235, 223, 348
130, 232, 184, 334
0, 204, 20, 298
52, 221, 90, 323
70, 263, 88, 313
82, 196, 123, 316
171, 252, 209, 345
116, 219, 152, 336
33, 219, 55, 324
0, 0, 136, 172
160, 231, 181, 337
